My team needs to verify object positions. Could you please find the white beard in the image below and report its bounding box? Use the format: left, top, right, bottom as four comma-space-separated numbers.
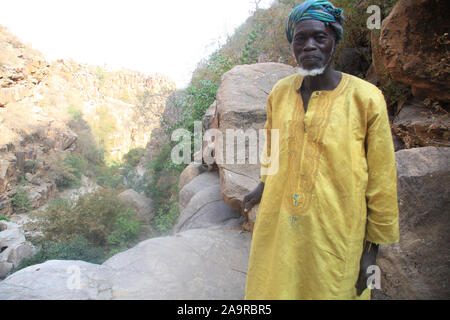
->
297, 66, 326, 77
295, 49, 334, 77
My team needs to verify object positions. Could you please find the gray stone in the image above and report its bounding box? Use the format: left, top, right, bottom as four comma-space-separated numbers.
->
375, 147, 450, 299
178, 163, 208, 190
174, 182, 241, 233
7, 242, 36, 267
103, 227, 251, 300
178, 171, 220, 212
0, 227, 252, 300
213, 63, 296, 221
0, 261, 13, 279
118, 189, 153, 223
0, 260, 114, 299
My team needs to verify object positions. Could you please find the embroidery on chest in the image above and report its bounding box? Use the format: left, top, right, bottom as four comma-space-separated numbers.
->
288, 215, 301, 228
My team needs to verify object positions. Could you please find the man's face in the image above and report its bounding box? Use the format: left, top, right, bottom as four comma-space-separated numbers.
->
291, 19, 336, 72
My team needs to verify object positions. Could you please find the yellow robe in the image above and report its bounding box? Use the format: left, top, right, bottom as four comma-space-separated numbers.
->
244, 72, 400, 300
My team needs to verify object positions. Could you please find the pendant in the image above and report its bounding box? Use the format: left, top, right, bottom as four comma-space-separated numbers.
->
288, 216, 300, 228
293, 193, 304, 207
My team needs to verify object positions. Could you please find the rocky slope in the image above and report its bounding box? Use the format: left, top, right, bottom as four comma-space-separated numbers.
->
0, 25, 175, 218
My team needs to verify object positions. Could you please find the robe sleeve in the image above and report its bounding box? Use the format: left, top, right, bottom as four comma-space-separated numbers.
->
260, 92, 273, 184
364, 91, 400, 245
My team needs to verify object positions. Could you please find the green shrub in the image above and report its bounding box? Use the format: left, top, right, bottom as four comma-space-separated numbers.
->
23, 160, 37, 174
123, 148, 145, 168
94, 163, 124, 189
15, 235, 105, 272
37, 189, 140, 248
12, 187, 30, 213
0, 215, 9, 221
50, 154, 88, 189
17, 173, 28, 186
67, 105, 83, 121
107, 209, 141, 247
153, 198, 179, 235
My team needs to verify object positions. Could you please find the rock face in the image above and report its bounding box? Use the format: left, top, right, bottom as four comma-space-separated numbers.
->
178, 163, 208, 190
174, 171, 242, 233
118, 189, 153, 223
375, 147, 450, 299
212, 63, 296, 216
0, 221, 36, 279
379, 0, 450, 101
0, 26, 176, 217
0, 226, 251, 299
392, 99, 450, 148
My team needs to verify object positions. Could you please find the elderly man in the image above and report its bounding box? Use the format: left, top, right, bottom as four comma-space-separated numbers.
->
243, 0, 399, 300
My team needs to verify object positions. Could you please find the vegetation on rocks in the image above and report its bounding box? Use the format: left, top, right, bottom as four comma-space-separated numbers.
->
11, 187, 31, 213
18, 189, 142, 270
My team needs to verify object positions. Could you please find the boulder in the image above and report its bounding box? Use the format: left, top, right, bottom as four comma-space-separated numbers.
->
375, 147, 450, 299
392, 99, 450, 148
213, 63, 296, 216
174, 173, 242, 233
379, 0, 450, 101
178, 163, 208, 190
0, 221, 35, 278
178, 171, 221, 212
0, 260, 114, 299
0, 226, 252, 300
118, 189, 153, 223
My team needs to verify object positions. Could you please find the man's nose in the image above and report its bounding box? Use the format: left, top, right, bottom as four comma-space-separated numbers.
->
303, 38, 317, 51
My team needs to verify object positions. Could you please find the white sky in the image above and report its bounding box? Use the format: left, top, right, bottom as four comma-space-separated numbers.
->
0, 0, 273, 88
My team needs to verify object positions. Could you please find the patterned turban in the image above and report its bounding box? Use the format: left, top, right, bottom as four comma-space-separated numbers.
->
285, 0, 344, 44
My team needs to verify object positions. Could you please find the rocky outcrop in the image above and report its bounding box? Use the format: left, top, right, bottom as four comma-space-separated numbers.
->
392, 99, 450, 148
174, 171, 242, 233
0, 226, 251, 299
118, 189, 153, 223
212, 63, 296, 216
178, 163, 208, 190
379, 0, 450, 101
0, 26, 176, 217
0, 221, 36, 279
375, 147, 450, 299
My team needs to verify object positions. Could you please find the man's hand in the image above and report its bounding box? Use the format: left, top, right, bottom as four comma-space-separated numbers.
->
242, 182, 265, 214
355, 241, 379, 296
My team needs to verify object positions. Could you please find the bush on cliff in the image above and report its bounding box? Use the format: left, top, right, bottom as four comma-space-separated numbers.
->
21, 189, 142, 269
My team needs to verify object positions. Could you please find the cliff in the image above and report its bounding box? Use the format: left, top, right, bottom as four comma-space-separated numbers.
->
0, 25, 175, 217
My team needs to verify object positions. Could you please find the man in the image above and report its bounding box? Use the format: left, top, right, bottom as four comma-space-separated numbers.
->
243, 0, 399, 300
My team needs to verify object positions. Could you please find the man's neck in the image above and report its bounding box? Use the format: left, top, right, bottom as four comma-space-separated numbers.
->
298, 67, 341, 94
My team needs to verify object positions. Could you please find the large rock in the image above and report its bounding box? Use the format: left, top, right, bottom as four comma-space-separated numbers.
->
118, 189, 153, 223
380, 0, 450, 101
212, 63, 296, 216
178, 163, 208, 190
178, 171, 221, 212
392, 99, 450, 148
375, 147, 450, 299
0, 221, 36, 279
174, 172, 242, 233
0, 260, 114, 299
0, 226, 251, 299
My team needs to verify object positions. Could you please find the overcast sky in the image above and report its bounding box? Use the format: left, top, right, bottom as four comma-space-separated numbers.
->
0, 0, 274, 88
